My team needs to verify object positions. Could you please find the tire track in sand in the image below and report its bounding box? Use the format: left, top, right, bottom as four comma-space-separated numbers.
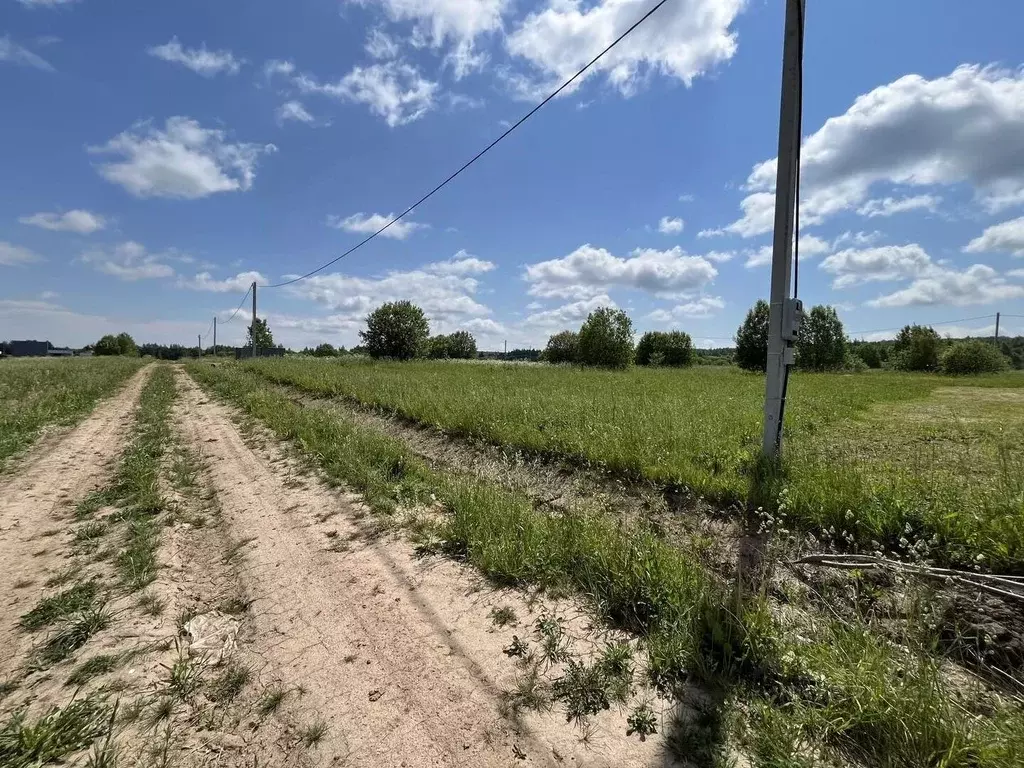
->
0, 365, 152, 671
177, 372, 671, 768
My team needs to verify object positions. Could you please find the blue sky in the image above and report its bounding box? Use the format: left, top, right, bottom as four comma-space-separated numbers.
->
2, 0, 1023, 350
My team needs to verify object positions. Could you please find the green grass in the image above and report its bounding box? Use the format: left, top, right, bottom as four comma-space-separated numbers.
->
0, 696, 112, 768
20, 581, 99, 630
0, 357, 145, 471
185, 360, 1024, 768
239, 358, 1024, 571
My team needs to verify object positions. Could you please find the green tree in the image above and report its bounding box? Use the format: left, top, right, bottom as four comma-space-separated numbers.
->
891, 324, 941, 371
577, 307, 634, 369
94, 333, 139, 357
796, 305, 847, 371
735, 300, 770, 372
446, 330, 477, 359
427, 335, 452, 359
940, 340, 1008, 375
635, 331, 694, 367
360, 301, 430, 360
313, 343, 337, 358
247, 318, 275, 349
543, 331, 579, 364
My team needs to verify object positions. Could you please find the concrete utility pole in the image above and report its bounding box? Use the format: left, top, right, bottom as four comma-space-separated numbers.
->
995, 312, 1001, 345
198, 334, 202, 357
251, 281, 258, 358
762, 0, 807, 459
213, 316, 217, 358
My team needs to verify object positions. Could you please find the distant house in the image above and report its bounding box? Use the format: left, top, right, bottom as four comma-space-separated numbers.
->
8, 340, 50, 357
47, 347, 75, 357
234, 346, 286, 360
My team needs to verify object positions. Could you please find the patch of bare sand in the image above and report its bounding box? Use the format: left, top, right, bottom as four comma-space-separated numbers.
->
177, 373, 684, 767
0, 365, 152, 674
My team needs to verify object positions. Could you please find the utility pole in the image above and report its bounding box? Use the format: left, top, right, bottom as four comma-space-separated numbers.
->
504, 339, 507, 359
251, 281, 257, 359
762, 0, 806, 460
213, 316, 217, 358
198, 334, 202, 357
995, 312, 1001, 345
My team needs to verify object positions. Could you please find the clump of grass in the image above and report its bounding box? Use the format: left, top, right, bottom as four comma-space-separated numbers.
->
44, 567, 78, 588
503, 635, 530, 660
0, 696, 110, 766
627, 702, 658, 741
66, 655, 120, 687
136, 592, 164, 617
33, 606, 111, 668
498, 663, 550, 718
207, 662, 251, 703
75, 490, 114, 522
258, 687, 288, 716
299, 718, 328, 748
552, 659, 612, 727
20, 581, 98, 631
535, 614, 571, 666
218, 597, 251, 615
163, 647, 205, 701
74, 521, 108, 543
489, 606, 517, 628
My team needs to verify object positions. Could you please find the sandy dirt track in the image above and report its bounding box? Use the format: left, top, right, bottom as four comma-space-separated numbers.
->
0, 366, 151, 672
177, 372, 673, 768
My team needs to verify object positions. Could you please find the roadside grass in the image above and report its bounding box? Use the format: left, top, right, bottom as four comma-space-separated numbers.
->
20, 581, 99, 630
186, 361, 1024, 767
240, 358, 1024, 571
0, 695, 111, 767
0, 357, 145, 471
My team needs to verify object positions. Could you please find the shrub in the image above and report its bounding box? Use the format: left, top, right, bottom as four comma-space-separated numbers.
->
891, 325, 941, 371
852, 342, 886, 369
428, 331, 478, 360
360, 301, 430, 360
796, 305, 847, 371
543, 331, 579, 364
312, 343, 337, 358
940, 340, 1008, 375
577, 308, 634, 369
94, 333, 139, 357
735, 300, 770, 372
635, 331, 694, 367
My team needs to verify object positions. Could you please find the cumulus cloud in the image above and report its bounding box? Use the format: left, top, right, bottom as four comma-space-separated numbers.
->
964, 216, 1024, 257
524, 244, 717, 300
326, 212, 426, 240
646, 296, 725, 322
505, 0, 744, 98
90, 117, 276, 199
657, 216, 684, 235
718, 66, 1024, 237
19, 209, 106, 234
180, 271, 268, 293
425, 251, 495, 275
78, 241, 176, 281
0, 241, 44, 266
147, 37, 243, 77
820, 244, 932, 289
857, 194, 941, 218
743, 235, 831, 268
522, 294, 616, 329
867, 264, 1024, 308
0, 34, 54, 71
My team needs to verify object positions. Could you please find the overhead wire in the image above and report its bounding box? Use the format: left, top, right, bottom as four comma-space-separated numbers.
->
849, 314, 998, 337
262, 0, 675, 290
222, 284, 254, 325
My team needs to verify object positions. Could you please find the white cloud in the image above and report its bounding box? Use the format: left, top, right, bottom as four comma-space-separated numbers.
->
524, 244, 717, 300
426, 251, 495, 275
327, 212, 426, 240
857, 194, 941, 218
743, 245, 773, 269
704, 251, 734, 263
19, 209, 106, 234
0, 34, 54, 71
868, 264, 1024, 308
820, 244, 932, 289
506, 0, 744, 98
646, 296, 725, 323
0, 242, 44, 266
720, 65, 1024, 236
90, 117, 276, 199
832, 230, 883, 250
291, 61, 438, 127
264, 59, 296, 78
1009, 269, 1024, 279
365, 28, 400, 60
744, 235, 831, 268
679, 194, 695, 203
147, 37, 242, 77
180, 271, 268, 293
78, 241, 176, 281
276, 100, 316, 125
657, 216, 684, 235
964, 216, 1024, 257
40, 291, 59, 300
15, 0, 80, 7
523, 295, 616, 329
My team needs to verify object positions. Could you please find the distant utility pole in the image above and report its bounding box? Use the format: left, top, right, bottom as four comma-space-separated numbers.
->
995, 312, 1001, 345
198, 334, 202, 357
762, 0, 806, 459
504, 340, 508, 358
251, 281, 258, 358
213, 316, 217, 358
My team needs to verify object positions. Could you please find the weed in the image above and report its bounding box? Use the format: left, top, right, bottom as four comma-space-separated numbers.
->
552, 659, 611, 727
503, 636, 530, 660
175, 607, 198, 634
490, 606, 517, 628
498, 663, 550, 718
535, 614, 570, 666
34, 606, 111, 668
0, 696, 110, 766
218, 597, 251, 615
20, 581, 98, 630
137, 592, 165, 616
627, 703, 658, 740
299, 718, 328, 748
82, 700, 119, 768
66, 655, 120, 687
207, 662, 251, 703
148, 698, 175, 724
223, 536, 257, 564
258, 687, 288, 716
163, 646, 205, 701
75, 521, 108, 543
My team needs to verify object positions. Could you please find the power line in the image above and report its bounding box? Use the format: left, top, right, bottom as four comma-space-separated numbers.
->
264, 0, 674, 290
849, 314, 997, 337
222, 284, 254, 325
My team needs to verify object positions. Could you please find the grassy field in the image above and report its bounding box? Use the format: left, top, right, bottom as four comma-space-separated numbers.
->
0, 357, 145, 470
240, 358, 1024, 571
187, 360, 1024, 767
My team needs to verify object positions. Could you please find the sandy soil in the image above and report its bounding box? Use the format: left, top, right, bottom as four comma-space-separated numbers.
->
0, 366, 151, 674
177, 372, 681, 767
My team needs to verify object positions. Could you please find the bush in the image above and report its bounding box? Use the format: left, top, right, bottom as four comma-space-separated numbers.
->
796, 305, 847, 371
94, 333, 139, 357
635, 331, 694, 367
843, 353, 869, 372
577, 308, 634, 369
312, 343, 337, 358
852, 342, 886, 369
428, 331, 478, 360
940, 340, 1008, 375
891, 325, 941, 371
735, 300, 769, 372
543, 331, 579, 364
360, 301, 430, 360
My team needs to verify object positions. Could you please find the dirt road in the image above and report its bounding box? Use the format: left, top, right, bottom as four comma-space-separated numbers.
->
0, 366, 151, 671
176, 373, 671, 767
